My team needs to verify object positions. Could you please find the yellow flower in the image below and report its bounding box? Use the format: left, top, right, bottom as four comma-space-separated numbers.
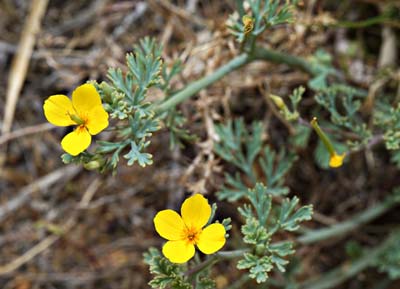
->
43, 84, 109, 156
329, 152, 346, 168
242, 15, 254, 34
154, 194, 226, 264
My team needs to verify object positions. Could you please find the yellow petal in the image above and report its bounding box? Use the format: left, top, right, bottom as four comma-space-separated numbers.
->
61, 127, 91, 156
85, 105, 109, 135
197, 223, 226, 254
154, 210, 186, 241
43, 95, 75, 126
181, 194, 211, 231
162, 240, 195, 263
72, 84, 102, 113
329, 153, 346, 168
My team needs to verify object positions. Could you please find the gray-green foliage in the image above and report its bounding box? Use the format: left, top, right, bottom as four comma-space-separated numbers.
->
144, 248, 217, 289
315, 85, 370, 142
213, 117, 312, 283
214, 119, 297, 201
374, 101, 400, 167
237, 183, 313, 283
375, 236, 400, 279
144, 248, 192, 289
61, 38, 187, 172
372, 191, 400, 279
228, 0, 296, 44
308, 49, 337, 90
279, 86, 304, 121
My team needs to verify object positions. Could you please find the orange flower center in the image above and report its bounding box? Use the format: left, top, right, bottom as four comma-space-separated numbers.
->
183, 227, 201, 245
76, 124, 87, 133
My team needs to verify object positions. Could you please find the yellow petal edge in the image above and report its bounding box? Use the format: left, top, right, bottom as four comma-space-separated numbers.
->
181, 194, 211, 231
162, 240, 195, 264
197, 223, 226, 254
154, 210, 186, 241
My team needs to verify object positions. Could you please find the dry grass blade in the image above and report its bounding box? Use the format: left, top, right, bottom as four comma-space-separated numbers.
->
2, 0, 49, 135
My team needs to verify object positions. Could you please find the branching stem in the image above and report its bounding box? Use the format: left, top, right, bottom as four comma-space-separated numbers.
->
298, 197, 396, 244
186, 249, 249, 277
155, 54, 250, 113
298, 230, 399, 289
154, 46, 323, 113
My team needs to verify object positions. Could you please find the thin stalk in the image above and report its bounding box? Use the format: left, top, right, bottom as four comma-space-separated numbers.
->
298, 198, 396, 244
252, 46, 321, 76
310, 117, 336, 156
334, 15, 396, 29
154, 54, 250, 113
154, 46, 321, 113
226, 274, 251, 289
298, 230, 399, 289
186, 249, 248, 277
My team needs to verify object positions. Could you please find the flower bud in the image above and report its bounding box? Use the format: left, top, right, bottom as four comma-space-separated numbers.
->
270, 94, 286, 110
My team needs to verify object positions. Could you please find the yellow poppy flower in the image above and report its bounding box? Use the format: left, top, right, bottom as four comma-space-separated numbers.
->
154, 194, 226, 264
43, 83, 109, 156
329, 152, 346, 168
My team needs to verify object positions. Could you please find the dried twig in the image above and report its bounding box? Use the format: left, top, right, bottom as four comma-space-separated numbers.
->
2, 0, 49, 135
0, 123, 54, 146
0, 177, 101, 275
151, 0, 207, 27
49, 0, 107, 35
112, 2, 148, 39
0, 165, 80, 223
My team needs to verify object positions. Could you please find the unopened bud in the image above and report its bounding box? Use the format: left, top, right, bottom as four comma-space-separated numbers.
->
99, 81, 113, 103
84, 160, 102, 170
270, 94, 286, 110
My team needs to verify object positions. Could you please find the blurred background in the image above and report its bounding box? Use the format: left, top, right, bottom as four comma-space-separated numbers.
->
0, 0, 399, 288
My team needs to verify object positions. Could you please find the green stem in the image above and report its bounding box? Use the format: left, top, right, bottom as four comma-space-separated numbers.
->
154, 46, 322, 113
298, 230, 399, 289
186, 249, 248, 277
334, 15, 396, 29
252, 46, 320, 76
310, 117, 336, 157
154, 54, 250, 113
298, 198, 396, 245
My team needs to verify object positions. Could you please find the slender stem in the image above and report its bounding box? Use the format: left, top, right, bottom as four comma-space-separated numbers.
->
334, 15, 397, 29
226, 274, 251, 289
252, 46, 321, 76
298, 230, 399, 289
298, 198, 396, 244
310, 117, 336, 156
186, 249, 248, 277
154, 46, 321, 113
154, 54, 250, 113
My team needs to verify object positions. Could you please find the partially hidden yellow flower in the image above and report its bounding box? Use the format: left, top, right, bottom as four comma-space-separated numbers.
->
154, 194, 226, 264
329, 152, 346, 168
242, 15, 254, 34
43, 83, 109, 156
310, 117, 346, 168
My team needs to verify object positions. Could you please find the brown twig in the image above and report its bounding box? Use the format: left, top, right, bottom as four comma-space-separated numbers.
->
0, 165, 81, 223
2, 0, 49, 135
0, 123, 54, 146
0, 177, 101, 275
